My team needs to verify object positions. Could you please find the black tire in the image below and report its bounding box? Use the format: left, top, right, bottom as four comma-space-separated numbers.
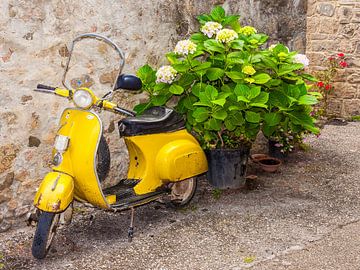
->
96, 135, 110, 182
167, 177, 198, 208
32, 212, 59, 259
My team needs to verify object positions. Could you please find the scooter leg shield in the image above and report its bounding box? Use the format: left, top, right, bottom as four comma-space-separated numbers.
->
33, 172, 74, 213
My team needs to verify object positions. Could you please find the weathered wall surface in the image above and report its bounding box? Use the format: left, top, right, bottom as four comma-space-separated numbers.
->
307, 0, 360, 116
0, 0, 307, 232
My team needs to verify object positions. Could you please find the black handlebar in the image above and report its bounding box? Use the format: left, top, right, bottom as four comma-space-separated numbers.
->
37, 84, 56, 91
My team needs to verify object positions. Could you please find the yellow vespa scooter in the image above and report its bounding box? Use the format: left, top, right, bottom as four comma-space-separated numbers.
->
31, 33, 208, 259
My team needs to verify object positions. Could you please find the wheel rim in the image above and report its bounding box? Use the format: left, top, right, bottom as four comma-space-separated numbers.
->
46, 214, 60, 251
170, 177, 196, 204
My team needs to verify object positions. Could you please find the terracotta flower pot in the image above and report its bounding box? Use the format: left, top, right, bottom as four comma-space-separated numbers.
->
257, 157, 282, 173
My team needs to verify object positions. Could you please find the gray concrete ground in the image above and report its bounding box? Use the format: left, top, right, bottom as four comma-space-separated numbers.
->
0, 122, 359, 270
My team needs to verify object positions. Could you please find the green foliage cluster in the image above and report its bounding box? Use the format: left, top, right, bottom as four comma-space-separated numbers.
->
135, 6, 320, 149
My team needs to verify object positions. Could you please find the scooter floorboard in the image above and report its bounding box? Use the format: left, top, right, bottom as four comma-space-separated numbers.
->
103, 179, 139, 195
110, 190, 166, 210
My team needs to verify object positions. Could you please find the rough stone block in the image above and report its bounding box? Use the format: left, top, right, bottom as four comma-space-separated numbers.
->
339, 7, 353, 24
342, 99, 360, 115
347, 73, 360, 83
318, 18, 339, 34
317, 3, 336, 17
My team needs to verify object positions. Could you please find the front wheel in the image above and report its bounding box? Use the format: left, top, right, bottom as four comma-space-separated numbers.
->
32, 212, 60, 259
168, 177, 198, 208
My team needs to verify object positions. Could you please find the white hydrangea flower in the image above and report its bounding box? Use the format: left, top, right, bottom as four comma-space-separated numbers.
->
174, 40, 197, 56
156, 65, 177, 84
293, 53, 309, 67
216, 29, 238, 43
201, 21, 223, 38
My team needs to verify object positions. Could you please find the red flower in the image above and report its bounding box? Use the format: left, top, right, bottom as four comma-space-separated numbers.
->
325, 84, 331, 90
317, 81, 324, 88
339, 61, 348, 67
328, 57, 335, 61
338, 53, 345, 58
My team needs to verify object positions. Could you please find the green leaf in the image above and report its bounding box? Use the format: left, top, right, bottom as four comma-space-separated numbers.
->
229, 20, 241, 32
183, 95, 198, 110
177, 73, 196, 87
248, 86, 261, 100
264, 112, 282, 126
288, 111, 314, 126
154, 83, 166, 92
205, 85, 218, 100
278, 63, 304, 76
197, 14, 212, 24
192, 82, 205, 97
193, 107, 209, 122
166, 52, 180, 65
206, 68, 225, 81
137, 64, 156, 85
253, 73, 271, 84
210, 6, 225, 22
222, 15, 239, 26
229, 40, 244, 50
172, 63, 190, 73
298, 95, 318, 105
191, 33, 207, 43
192, 62, 211, 71
204, 39, 225, 53
269, 90, 289, 107
211, 98, 226, 107
308, 91, 323, 98
272, 44, 289, 54
226, 71, 244, 82
301, 73, 318, 82
169, 84, 184, 95
213, 110, 228, 120
133, 102, 151, 114
224, 119, 236, 131
234, 83, 250, 97
262, 123, 277, 137
250, 92, 269, 105
228, 111, 245, 126
207, 118, 222, 131
245, 111, 261, 123
261, 57, 277, 70
151, 95, 168, 106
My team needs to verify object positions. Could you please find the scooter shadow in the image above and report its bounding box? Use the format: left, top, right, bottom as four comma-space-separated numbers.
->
48, 202, 179, 258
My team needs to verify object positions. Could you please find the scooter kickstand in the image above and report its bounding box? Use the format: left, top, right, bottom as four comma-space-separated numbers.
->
128, 207, 135, 242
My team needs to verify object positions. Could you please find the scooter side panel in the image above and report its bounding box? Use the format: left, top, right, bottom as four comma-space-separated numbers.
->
53, 108, 109, 209
125, 129, 208, 195
34, 172, 74, 213
156, 139, 208, 181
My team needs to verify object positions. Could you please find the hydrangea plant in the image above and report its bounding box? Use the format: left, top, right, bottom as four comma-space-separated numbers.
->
135, 6, 320, 150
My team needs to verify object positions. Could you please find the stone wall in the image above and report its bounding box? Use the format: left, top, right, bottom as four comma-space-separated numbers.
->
307, 0, 360, 116
0, 0, 307, 232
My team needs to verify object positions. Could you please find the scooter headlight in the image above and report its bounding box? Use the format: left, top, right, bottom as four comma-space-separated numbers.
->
73, 90, 93, 109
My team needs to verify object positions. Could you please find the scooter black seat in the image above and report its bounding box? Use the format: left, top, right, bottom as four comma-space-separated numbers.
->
118, 107, 185, 136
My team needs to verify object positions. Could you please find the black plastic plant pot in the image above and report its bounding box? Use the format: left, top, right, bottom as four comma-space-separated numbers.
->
268, 140, 288, 160
205, 146, 250, 189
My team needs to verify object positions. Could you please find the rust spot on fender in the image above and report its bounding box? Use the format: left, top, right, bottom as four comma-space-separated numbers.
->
51, 199, 61, 211
35, 193, 42, 207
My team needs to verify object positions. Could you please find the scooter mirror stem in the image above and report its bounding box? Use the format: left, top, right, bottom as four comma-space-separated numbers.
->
62, 33, 125, 93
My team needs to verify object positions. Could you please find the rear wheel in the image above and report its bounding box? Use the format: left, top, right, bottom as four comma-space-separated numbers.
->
32, 212, 60, 259
168, 177, 197, 208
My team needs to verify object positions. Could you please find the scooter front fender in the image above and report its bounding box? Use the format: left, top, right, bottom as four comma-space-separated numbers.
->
33, 172, 74, 213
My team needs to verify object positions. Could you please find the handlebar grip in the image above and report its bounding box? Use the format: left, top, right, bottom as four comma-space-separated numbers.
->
37, 84, 56, 91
